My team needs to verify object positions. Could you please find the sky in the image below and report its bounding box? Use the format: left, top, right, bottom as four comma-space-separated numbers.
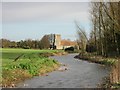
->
1, 2, 91, 41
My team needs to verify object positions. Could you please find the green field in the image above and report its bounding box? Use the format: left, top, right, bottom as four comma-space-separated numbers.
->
1, 48, 64, 87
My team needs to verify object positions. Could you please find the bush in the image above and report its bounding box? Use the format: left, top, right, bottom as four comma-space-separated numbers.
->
65, 47, 74, 52
86, 44, 96, 53
23, 46, 30, 49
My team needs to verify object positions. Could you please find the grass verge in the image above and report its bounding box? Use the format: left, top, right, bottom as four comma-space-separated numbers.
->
1, 48, 66, 87
74, 52, 117, 66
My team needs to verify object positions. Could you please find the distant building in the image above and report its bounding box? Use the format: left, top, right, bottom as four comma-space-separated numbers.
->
43, 34, 77, 49
47, 34, 62, 49
61, 39, 77, 49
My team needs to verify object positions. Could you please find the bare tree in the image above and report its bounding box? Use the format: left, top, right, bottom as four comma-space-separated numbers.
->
90, 1, 120, 83
75, 21, 87, 54
40, 35, 50, 49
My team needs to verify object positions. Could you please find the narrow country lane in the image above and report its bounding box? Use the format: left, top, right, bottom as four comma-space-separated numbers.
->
17, 54, 110, 88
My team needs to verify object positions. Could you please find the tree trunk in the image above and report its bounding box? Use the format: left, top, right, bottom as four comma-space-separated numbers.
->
118, 1, 120, 82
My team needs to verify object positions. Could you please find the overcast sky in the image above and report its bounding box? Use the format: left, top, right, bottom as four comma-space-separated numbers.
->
2, 2, 91, 41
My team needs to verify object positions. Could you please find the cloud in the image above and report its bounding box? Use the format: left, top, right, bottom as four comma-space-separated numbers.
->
2, 2, 90, 23
2, 0, 91, 2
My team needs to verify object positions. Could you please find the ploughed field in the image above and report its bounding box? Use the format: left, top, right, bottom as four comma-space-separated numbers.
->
1, 48, 64, 87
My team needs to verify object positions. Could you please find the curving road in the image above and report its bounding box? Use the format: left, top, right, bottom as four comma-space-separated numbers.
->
17, 53, 110, 88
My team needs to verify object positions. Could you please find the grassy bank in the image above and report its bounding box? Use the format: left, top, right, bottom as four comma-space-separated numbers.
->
1, 48, 66, 87
101, 77, 120, 89
74, 52, 117, 66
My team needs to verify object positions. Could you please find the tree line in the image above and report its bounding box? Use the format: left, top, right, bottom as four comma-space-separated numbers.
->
90, 1, 120, 57
76, 1, 120, 84
0, 35, 50, 49
77, 1, 120, 57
